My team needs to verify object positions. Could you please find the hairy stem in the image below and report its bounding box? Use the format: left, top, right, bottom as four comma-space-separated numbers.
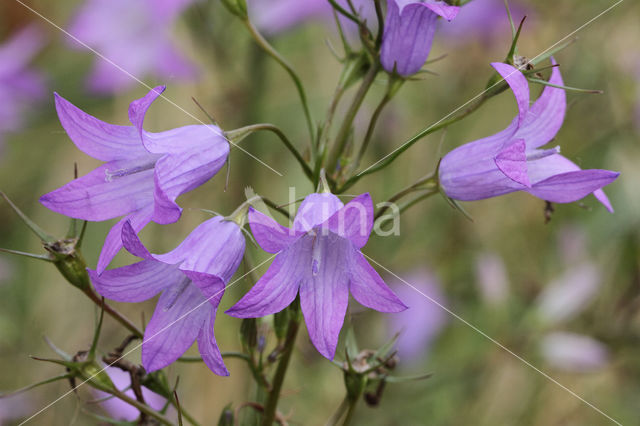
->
352, 90, 392, 173
261, 300, 300, 426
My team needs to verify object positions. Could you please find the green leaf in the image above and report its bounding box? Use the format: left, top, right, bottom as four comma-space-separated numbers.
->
385, 372, 433, 383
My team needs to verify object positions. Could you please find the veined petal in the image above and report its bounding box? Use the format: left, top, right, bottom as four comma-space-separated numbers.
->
516, 58, 566, 149
121, 220, 154, 261
89, 260, 180, 302
142, 282, 208, 372
528, 169, 619, 206
141, 124, 227, 154
349, 252, 407, 312
381, 1, 443, 76
54, 93, 151, 161
248, 207, 301, 253
197, 310, 229, 376
128, 86, 166, 145
527, 154, 618, 211
181, 270, 226, 309
491, 62, 529, 125
97, 208, 154, 274
152, 133, 229, 224
324, 193, 374, 249
299, 233, 351, 359
154, 217, 245, 281
225, 238, 311, 318
294, 193, 344, 233
494, 139, 531, 187
40, 159, 155, 221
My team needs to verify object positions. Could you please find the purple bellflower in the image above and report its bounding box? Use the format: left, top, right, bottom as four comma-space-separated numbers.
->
387, 269, 447, 364
439, 61, 619, 210
380, 0, 459, 77
89, 217, 245, 375
227, 192, 407, 359
68, 0, 197, 94
0, 26, 46, 151
40, 86, 229, 273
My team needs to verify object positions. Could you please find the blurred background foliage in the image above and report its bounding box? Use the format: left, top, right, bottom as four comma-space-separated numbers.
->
0, 0, 639, 424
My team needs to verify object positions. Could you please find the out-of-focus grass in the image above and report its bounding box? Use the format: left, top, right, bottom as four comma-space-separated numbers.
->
1, 0, 639, 424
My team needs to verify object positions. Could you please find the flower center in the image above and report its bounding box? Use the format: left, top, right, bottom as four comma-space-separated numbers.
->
526, 146, 561, 161
104, 160, 156, 182
163, 276, 191, 311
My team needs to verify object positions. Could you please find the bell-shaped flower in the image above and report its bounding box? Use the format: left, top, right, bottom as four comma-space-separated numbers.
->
89, 217, 245, 375
67, 0, 197, 94
380, 0, 459, 77
226, 192, 407, 359
439, 61, 619, 211
40, 86, 229, 273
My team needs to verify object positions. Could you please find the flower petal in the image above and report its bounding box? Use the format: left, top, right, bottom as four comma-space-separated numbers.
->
53, 93, 151, 162
142, 281, 208, 372
225, 238, 310, 318
494, 139, 531, 187
248, 207, 300, 253
152, 134, 229, 224
527, 154, 618, 211
517, 58, 566, 149
197, 309, 229, 376
349, 252, 407, 312
491, 62, 529, 125
325, 193, 374, 249
181, 270, 226, 309
299, 234, 351, 359
40, 159, 155, 221
89, 260, 180, 302
154, 216, 245, 281
127, 86, 166, 144
97, 207, 153, 274
294, 193, 344, 233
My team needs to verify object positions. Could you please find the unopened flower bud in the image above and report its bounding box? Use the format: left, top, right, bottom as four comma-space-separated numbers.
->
44, 239, 90, 291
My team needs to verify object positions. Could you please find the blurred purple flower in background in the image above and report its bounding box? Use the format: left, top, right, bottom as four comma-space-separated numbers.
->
40, 86, 229, 273
535, 262, 601, 325
387, 268, 448, 364
90, 217, 245, 375
0, 26, 46, 153
440, 0, 531, 47
227, 192, 406, 359
380, 0, 459, 76
0, 393, 33, 424
248, 0, 374, 37
474, 252, 509, 306
540, 332, 608, 372
95, 366, 168, 421
68, 0, 197, 94
439, 61, 619, 210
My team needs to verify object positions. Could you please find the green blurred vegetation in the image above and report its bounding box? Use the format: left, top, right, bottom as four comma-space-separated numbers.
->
1, 0, 639, 424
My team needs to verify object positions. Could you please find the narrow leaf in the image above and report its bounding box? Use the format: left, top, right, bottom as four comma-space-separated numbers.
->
0, 191, 55, 242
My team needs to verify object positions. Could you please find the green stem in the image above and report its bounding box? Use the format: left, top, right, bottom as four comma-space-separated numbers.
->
342, 397, 359, 426
260, 301, 300, 426
244, 20, 316, 149
316, 80, 349, 186
352, 90, 392, 173
374, 173, 436, 220
327, 62, 380, 175
398, 191, 439, 215
82, 287, 143, 338
327, 0, 360, 24
103, 388, 173, 425
338, 95, 487, 193
326, 396, 349, 425
261, 197, 292, 220
229, 123, 313, 179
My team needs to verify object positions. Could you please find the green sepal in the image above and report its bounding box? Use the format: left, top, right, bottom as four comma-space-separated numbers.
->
221, 0, 247, 19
